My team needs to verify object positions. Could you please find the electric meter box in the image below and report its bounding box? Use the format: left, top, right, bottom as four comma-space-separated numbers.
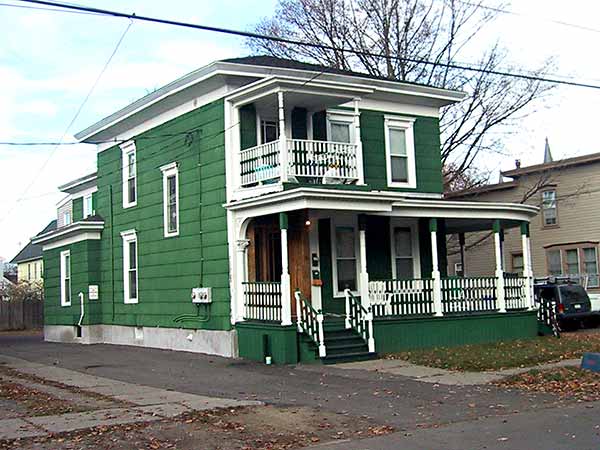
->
191, 287, 212, 304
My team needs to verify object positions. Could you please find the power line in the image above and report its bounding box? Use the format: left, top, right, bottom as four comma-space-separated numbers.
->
0, 17, 133, 224
0, 1, 104, 16
14, 0, 600, 91
459, 0, 600, 35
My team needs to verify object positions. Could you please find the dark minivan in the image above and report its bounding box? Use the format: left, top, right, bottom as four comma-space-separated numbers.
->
534, 278, 594, 329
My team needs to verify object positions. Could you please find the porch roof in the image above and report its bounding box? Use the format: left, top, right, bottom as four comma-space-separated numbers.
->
224, 187, 538, 230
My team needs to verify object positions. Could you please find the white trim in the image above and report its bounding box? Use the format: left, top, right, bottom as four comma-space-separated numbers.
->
389, 218, 421, 279
384, 115, 417, 189
33, 221, 104, 245
42, 232, 102, 251
121, 229, 138, 304
330, 215, 361, 298
72, 185, 98, 201
121, 141, 137, 209
58, 173, 97, 193
160, 162, 180, 238
60, 250, 71, 307
326, 110, 355, 143
63, 211, 72, 226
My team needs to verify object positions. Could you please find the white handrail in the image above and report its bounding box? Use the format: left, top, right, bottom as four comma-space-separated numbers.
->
344, 289, 375, 353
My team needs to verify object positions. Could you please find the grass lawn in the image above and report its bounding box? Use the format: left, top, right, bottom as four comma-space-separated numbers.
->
385, 330, 600, 372
495, 367, 600, 401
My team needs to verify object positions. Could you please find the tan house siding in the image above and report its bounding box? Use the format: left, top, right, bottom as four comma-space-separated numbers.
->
447, 159, 600, 292
17, 259, 44, 283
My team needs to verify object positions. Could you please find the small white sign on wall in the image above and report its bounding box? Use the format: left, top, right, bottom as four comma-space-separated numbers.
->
88, 285, 99, 300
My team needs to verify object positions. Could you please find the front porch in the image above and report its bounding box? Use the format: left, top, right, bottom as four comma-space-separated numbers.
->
227, 190, 539, 364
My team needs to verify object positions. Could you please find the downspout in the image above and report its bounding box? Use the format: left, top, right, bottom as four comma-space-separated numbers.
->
78, 292, 85, 327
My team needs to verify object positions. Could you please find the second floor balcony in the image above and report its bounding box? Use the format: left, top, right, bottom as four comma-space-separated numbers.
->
228, 76, 371, 199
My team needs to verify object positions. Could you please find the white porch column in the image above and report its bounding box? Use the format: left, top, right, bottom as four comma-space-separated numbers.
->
235, 238, 250, 322
353, 98, 365, 185
521, 222, 535, 309
278, 91, 289, 183
430, 219, 443, 317
494, 220, 507, 313
279, 212, 292, 325
358, 215, 370, 308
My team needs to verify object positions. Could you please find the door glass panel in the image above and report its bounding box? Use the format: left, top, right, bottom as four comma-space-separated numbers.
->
330, 122, 351, 143
395, 258, 414, 279
394, 228, 412, 256
337, 260, 357, 292
336, 227, 355, 258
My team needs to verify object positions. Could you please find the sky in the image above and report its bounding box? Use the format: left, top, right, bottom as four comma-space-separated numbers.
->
1, 0, 599, 261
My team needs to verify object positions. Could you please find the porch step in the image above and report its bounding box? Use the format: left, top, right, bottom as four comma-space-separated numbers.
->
321, 351, 378, 365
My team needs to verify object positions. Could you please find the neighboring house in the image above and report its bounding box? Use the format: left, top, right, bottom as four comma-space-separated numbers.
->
448, 146, 600, 298
33, 56, 539, 364
10, 220, 57, 283
0, 275, 14, 301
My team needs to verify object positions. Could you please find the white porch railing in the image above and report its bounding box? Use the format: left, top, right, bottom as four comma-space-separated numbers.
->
288, 139, 359, 182
344, 289, 375, 353
504, 275, 529, 310
242, 281, 282, 322
368, 279, 434, 317
441, 277, 498, 313
239, 139, 359, 187
240, 141, 280, 186
295, 290, 326, 357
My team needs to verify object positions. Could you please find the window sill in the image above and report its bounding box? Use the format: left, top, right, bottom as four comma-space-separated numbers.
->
387, 181, 416, 189
123, 202, 137, 209
124, 299, 139, 305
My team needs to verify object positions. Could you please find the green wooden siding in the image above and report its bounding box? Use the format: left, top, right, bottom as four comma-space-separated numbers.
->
43, 240, 101, 326
373, 311, 538, 353
43, 98, 231, 331
72, 197, 83, 222
360, 110, 442, 193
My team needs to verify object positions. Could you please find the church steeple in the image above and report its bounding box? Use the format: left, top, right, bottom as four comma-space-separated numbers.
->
543, 137, 553, 163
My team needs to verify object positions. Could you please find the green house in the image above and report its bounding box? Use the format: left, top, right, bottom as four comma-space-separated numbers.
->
33, 56, 539, 364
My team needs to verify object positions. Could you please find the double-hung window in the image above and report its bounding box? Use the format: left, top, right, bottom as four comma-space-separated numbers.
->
547, 249, 562, 275
83, 193, 93, 218
583, 247, 599, 287
160, 163, 179, 237
63, 211, 71, 226
121, 141, 137, 208
260, 120, 279, 144
541, 190, 557, 226
392, 227, 415, 279
384, 116, 416, 188
60, 250, 71, 306
565, 249, 580, 275
512, 253, 524, 275
121, 230, 138, 304
327, 112, 354, 144
332, 222, 358, 295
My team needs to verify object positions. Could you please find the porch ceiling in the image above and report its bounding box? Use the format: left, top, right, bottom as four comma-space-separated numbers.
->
253, 90, 356, 116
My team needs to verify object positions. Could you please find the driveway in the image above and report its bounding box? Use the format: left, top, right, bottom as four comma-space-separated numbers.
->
1, 333, 599, 449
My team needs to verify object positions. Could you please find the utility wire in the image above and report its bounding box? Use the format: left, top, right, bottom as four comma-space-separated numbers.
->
0, 18, 133, 224
14, 0, 600, 91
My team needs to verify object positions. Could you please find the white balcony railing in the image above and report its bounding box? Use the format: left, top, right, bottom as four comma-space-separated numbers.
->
239, 139, 359, 188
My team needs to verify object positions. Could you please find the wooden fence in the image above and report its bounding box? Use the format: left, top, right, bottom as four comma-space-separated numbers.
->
0, 298, 43, 331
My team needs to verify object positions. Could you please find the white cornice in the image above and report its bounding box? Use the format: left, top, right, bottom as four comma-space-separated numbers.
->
32, 221, 105, 246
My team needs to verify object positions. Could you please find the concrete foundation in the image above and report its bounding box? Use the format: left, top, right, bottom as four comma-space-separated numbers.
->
44, 325, 238, 358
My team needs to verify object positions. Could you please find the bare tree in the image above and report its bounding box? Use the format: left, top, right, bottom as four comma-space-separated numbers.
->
248, 0, 555, 188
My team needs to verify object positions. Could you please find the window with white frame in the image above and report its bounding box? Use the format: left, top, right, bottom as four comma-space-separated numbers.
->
327, 112, 354, 143
121, 230, 138, 304
565, 248, 579, 275
83, 193, 93, 218
60, 250, 71, 306
63, 211, 71, 226
541, 190, 557, 226
260, 120, 279, 144
121, 141, 137, 208
160, 163, 179, 237
384, 116, 416, 188
332, 222, 358, 295
392, 227, 415, 279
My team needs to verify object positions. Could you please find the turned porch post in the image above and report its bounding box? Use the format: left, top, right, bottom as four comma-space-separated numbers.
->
494, 220, 507, 313
358, 214, 370, 308
278, 91, 289, 183
521, 222, 535, 309
279, 212, 292, 325
430, 219, 443, 317
354, 98, 365, 185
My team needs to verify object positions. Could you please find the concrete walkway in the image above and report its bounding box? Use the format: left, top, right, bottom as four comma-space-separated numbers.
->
0, 354, 261, 441
334, 358, 581, 385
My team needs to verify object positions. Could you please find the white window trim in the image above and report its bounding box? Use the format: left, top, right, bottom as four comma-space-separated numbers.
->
121, 229, 138, 304
326, 111, 355, 143
60, 250, 71, 307
63, 211, 72, 226
160, 162, 180, 238
384, 115, 417, 189
330, 215, 361, 298
83, 193, 93, 218
389, 218, 421, 280
121, 141, 137, 209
